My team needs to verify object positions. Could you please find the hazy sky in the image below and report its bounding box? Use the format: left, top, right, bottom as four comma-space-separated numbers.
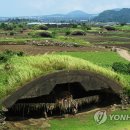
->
0, 0, 130, 17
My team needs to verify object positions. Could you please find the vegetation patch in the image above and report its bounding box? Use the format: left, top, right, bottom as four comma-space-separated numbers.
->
49, 109, 130, 130
115, 25, 130, 31
35, 25, 48, 30
112, 62, 130, 74
71, 30, 86, 36
54, 36, 90, 46
104, 26, 116, 31
0, 54, 126, 99
0, 50, 24, 63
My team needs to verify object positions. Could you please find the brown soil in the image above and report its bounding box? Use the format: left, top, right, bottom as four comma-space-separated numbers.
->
0, 45, 107, 55
1, 118, 50, 130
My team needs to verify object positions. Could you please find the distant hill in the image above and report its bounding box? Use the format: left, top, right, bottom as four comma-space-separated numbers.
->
0, 10, 96, 23
67, 10, 91, 17
2, 9, 130, 23
93, 8, 130, 23
41, 10, 95, 22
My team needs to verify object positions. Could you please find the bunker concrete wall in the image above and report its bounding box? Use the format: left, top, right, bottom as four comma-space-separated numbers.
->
2, 70, 123, 109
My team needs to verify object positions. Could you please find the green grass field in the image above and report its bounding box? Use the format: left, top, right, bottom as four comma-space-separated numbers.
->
57, 51, 129, 67
49, 109, 130, 130
115, 25, 130, 31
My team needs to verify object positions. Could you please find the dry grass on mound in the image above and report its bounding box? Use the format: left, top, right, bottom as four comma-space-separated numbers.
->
0, 54, 127, 99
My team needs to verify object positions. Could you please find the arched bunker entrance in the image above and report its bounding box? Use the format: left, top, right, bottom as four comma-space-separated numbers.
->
2, 70, 123, 118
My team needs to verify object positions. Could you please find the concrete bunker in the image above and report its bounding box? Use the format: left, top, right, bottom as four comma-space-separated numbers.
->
2, 70, 123, 118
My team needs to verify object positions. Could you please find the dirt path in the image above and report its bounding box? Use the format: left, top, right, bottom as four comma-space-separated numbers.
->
116, 48, 130, 62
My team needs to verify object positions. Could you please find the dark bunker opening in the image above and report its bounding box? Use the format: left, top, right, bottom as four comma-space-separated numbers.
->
6, 82, 121, 119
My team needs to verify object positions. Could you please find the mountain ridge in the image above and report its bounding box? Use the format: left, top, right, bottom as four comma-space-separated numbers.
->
1, 8, 130, 23
93, 8, 130, 23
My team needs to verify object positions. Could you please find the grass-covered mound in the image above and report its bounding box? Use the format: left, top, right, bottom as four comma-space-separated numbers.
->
71, 30, 86, 36
31, 30, 53, 38
0, 54, 127, 99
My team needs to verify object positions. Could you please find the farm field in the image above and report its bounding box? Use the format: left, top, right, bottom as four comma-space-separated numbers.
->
0, 45, 107, 55
0, 23, 130, 130
0, 23, 130, 49
57, 51, 129, 67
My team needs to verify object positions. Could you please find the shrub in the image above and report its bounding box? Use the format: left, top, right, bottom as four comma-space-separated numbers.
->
9, 31, 15, 36
120, 23, 127, 26
71, 30, 86, 36
81, 23, 91, 31
37, 25, 48, 30
65, 30, 71, 36
52, 31, 57, 38
0, 54, 10, 63
86, 26, 91, 30
112, 62, 128, 73
127, 63, 130, 73
100, 26, 104, 28
71, 24, 78, 28
0, 23, 14, 31
0, 50, 14, 63
17, 51, 25, 56
28, 32, 31, 36
0, 50, 24, 63
4, 50, 16, 56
